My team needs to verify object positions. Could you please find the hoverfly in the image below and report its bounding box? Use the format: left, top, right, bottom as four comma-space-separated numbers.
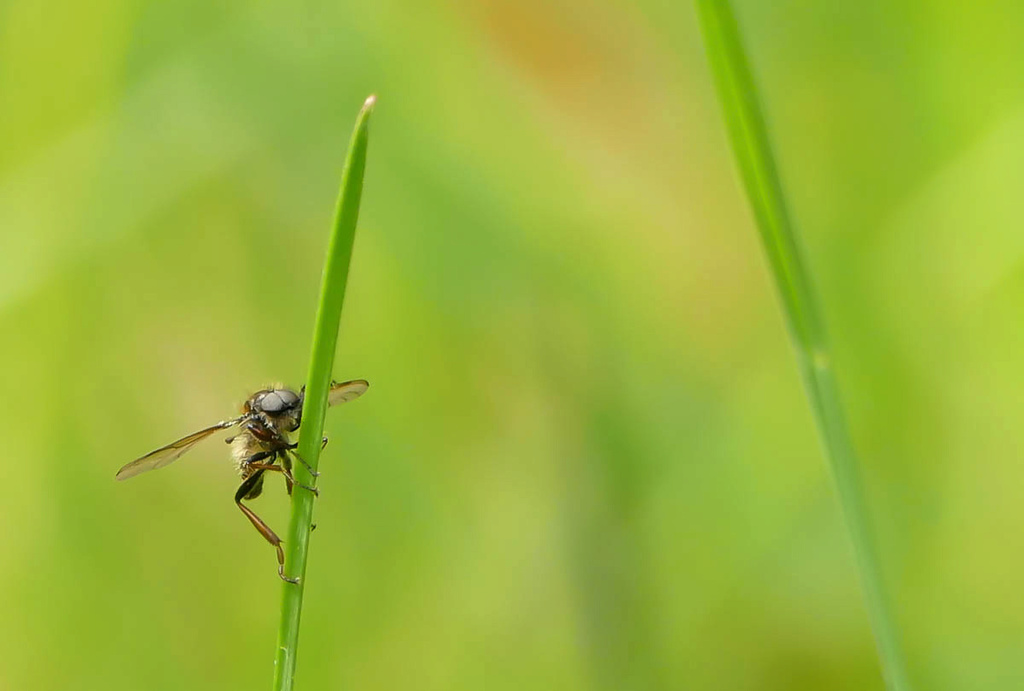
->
115, 379, 369, 583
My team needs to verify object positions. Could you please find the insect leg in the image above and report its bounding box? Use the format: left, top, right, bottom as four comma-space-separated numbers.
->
234, 470, 298, 584
248, 460, 319, 497
283, 444, 321, 478
243, 450, 276, 464
280, 452, 294, 496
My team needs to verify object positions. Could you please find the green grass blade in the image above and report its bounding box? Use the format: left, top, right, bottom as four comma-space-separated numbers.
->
693, 3, 913, 689
273, 94, 376, 691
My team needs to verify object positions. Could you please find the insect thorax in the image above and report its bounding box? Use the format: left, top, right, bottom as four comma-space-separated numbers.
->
230, 429, 291, 476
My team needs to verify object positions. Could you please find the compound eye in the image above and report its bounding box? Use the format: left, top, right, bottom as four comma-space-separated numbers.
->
277, 389, 299, 408
260, 392, 285, 414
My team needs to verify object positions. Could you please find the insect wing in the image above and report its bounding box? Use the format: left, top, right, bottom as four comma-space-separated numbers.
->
115, 418, 242, 481
327, 379, 369, 406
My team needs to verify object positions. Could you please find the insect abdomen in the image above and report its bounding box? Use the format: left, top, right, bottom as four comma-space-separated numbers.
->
230, 432, 263, 476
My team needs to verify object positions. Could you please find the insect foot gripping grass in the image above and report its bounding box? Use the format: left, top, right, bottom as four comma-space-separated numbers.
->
272, 94, 376, 691
693, 3, 913, 691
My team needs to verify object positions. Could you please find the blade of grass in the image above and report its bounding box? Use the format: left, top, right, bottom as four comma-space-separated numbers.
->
693, 3, 912, 689
273, 94, 376, 691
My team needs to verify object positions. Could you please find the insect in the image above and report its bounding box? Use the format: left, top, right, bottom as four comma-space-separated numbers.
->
115, 379, 369, 583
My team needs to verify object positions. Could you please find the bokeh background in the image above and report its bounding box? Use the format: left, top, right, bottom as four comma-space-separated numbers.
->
1, 1, 1022, 689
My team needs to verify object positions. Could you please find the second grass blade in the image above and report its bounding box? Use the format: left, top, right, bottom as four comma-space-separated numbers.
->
693, 2, 913, 689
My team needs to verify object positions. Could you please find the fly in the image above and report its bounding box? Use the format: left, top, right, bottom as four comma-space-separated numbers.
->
115, 379, 369, 583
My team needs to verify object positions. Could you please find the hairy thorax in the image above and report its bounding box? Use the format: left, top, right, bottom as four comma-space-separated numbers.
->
230, 428, 293, 477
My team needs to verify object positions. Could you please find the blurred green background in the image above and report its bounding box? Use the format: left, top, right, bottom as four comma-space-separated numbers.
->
1, 1, 1022, 689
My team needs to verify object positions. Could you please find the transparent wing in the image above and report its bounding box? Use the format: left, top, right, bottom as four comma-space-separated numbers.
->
115, 417, 243, 481
328, 379, 369, 406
